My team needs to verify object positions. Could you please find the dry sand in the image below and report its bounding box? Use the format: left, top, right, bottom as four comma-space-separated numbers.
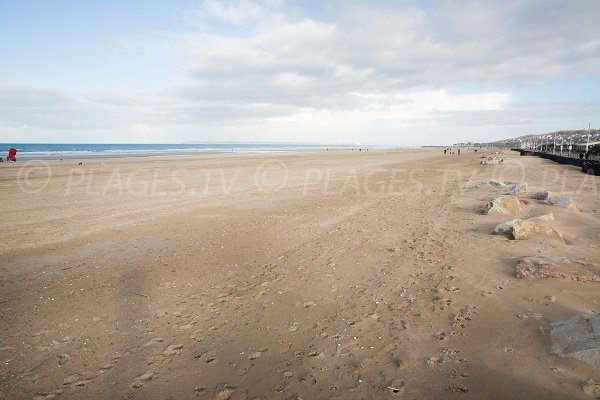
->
0, 148, 599, 399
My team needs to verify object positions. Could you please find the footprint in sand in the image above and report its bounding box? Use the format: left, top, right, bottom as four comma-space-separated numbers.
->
386, 381, 405, 396
162, 344, 184, 356
447, 384, 469, 393
217, 386, 236, 400
450, 369, 470, 378
63, 374, 80, 385
131, 371, 155, 388
451, 305, 478, 330
57, 353, 70, 366
142, 337, 164, 348
99, 363, 113, 372
193, 386, 208, 396
205, 355, 218, 365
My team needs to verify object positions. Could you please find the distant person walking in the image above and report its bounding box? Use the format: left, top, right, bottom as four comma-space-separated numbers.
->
458, 149, 461, 155
444, 149, 447, 155
7, 148, 17, 162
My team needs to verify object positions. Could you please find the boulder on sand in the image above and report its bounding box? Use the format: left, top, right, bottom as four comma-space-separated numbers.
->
545, 196, 577, 211
502, 182, 528, 195
485, 195, 521, 216
531, 190, 550, 200
492, 213, 564, 242
515, 256, 569, 279
515, 256, 600, 282
551, 314, 600, 369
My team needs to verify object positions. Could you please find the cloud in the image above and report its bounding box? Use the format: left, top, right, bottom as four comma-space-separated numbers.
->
179, 0, 600, 87
162, 0, 600, 117
1, 0, 599, 144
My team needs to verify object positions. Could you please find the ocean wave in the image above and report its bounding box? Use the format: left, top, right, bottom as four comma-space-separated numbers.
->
1, 143, 374, 158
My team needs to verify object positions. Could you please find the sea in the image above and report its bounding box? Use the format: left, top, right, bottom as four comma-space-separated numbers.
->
0, 143, 369, 158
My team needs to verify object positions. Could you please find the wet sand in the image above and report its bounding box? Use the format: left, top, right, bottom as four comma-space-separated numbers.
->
0, 148, 599, 399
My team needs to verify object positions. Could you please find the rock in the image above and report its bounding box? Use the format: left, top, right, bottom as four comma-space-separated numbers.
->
515, 256, 569, 279
282, 371, 293, 379
550, 314, 600, 369
583, 379, 600, 397
480, 154, 504, 165
485, 195, 521, 216
503, 182, 528, 195
545, 196, 577, 211
532, 190, 551, 200
515, 256, 600, 282
492, 214, 564, 242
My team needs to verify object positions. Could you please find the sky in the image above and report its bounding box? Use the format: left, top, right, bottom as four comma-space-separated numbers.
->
0, 0, 599, 146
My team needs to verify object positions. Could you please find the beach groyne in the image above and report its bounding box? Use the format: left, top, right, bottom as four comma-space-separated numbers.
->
512, 149, 600, 176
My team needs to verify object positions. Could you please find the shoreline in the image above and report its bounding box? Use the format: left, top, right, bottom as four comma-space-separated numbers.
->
8, 148, 389, 161
0, 147, 418, 164
1, 143, 409, 161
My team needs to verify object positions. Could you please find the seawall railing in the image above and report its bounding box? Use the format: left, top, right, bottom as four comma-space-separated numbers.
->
511, 149, 600, 176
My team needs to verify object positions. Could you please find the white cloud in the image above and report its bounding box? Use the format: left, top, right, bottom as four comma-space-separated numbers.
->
1, 0, 599, 144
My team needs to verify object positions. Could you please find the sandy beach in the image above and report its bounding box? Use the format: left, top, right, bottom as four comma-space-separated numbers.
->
1, 148, 599, 399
